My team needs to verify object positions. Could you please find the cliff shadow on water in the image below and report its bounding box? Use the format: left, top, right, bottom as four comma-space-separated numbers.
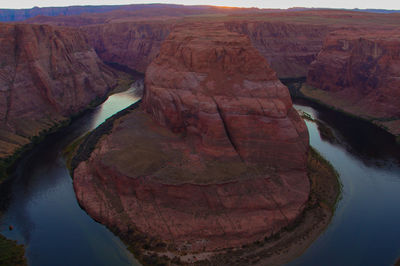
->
69, 22, 341, 264
283, 78, 400, 167
0, 73, 143, 265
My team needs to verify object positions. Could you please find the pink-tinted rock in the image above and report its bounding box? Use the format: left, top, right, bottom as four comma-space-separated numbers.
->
81, 22, 172, 73
307, 29, 400, 135
0, 23, 120, 158
74, 23, 310, 254
225, 21, 333, 78
144, 23, 309, 169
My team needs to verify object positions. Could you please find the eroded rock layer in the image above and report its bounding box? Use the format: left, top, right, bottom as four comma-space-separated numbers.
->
306, 30, 400, 135
144, 23, 309, 169
82, 22, 172, 73
225, 21, 332, 78
0, 23, 119, 158
74, 23, 310, 253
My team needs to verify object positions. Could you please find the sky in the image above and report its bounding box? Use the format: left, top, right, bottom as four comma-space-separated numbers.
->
1, 0, 400, 10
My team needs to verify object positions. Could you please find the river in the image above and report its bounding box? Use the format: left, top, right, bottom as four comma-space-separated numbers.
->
0, 88, 399, 265
0, 82, 143, 266
290, 99, 400, 266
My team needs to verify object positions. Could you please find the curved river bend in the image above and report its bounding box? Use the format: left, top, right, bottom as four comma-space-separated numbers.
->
0, 87, 399, 265
0, 83, 143, 266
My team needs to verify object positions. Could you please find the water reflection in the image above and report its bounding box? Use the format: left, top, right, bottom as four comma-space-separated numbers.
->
0, 82, 142, 266
294, 99, 400, 168
1, 83, 399, 265
289, 102, 400, 266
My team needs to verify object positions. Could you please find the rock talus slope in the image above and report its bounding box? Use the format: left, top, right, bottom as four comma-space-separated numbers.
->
74, 23, 310, 254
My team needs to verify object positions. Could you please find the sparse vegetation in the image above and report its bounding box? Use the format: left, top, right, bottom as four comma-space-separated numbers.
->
0, 73, 135, 184
0, 234, 27, 266
307, 146, 341, 211
63, 132, 90, 172
70, 100, 142, 173
0, 119, 70, 184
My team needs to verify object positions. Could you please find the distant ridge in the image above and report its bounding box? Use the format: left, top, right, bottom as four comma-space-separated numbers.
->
352, 8, 400, 13
0, 4, 189, 22
0, 4, 399, 23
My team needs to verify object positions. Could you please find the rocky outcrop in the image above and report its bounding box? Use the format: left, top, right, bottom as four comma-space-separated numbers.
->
144, 23, 309, 169
225, 21, 333, 78
306, 29, 400, 135
73, 23, 310, 256
69, 21, 330, 78
81, 22, 172, 74
0, 23, 120, 158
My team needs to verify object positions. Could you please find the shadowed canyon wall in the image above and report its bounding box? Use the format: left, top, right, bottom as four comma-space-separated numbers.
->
225, 21, 333, 78
0, 23, 120, 158
81, 22, 172, 74
306, 29, 400, 135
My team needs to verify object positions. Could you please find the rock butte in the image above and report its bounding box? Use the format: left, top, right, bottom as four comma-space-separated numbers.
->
73, 23, 310, 253
306, 29, 400, 135
0, 23, 121, 158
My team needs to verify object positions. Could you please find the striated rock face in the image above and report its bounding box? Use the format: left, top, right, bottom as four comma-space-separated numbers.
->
307, 30, 400, 135
81, 21, 331, 78
225, 21, 332, 78
74, 23, 310, 254
0, 23, 119, 158
81, 22, 172, 73
144, 23, 309, 169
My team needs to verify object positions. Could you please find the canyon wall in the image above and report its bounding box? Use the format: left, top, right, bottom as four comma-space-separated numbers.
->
73, 23, 310, 256
81, 21, 331, 78
225, 21, 332, 78
0, 23, 120, 158
81, 22, 172, 73
306, 30, 400, 135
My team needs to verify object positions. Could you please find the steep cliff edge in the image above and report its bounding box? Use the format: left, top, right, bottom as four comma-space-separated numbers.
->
306, 30, 400, 135
82, 20, 331, 78
225, 21, 332, 78
73, 23, 310, 262
0, 23, 121, 161
143, 23, 309, 169
81, 22, 172, 73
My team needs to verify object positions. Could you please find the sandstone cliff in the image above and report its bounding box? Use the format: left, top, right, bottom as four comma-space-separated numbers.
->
0, 23, 120, 158
306, 29, 400, 135
81, 22, 172, 73
80, 20, 331, 78
73, 23, 310, 257
144, 23, 309, 169
225, 21, 332, 78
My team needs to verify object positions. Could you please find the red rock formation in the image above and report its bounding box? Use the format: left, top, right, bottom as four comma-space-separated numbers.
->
144, 23, 309, 169
62, 20, 331, 78
306, 29, 400, 135
81, 22, 172, 73
25, 9, 400, 80
74, 23, 310, 255
0, 23, 120, 158
225, 21, 333, 78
